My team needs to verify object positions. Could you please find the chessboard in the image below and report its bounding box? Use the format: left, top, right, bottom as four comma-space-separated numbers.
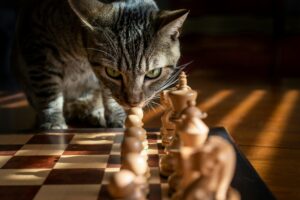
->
0, 128, 275, 200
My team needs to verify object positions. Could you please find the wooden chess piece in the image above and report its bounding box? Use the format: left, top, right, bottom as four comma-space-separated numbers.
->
177, 100, 209, 148
127, 107, 144, 120
121, 137, 143, 158
108, 170, 146, 200
125, 127, 148, 150
160, 90, 176, 147
121, 153, 151, 195
181, 136, 239, 200
125, 114, 144, 128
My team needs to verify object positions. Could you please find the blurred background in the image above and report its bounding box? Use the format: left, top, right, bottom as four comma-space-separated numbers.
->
0, 1, 300, 199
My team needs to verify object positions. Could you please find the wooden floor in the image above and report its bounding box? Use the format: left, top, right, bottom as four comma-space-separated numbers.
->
0, 70, 299, 199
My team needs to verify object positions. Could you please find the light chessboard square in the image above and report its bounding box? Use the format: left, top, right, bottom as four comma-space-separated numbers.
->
0, 169, 51, 185
70, 133, 115, 145
54, 155, 109, 169
15, 144, 68, 156
34, 185, 101, 200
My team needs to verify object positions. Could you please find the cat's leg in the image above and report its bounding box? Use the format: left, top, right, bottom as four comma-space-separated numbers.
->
64, 90, 106, 127
24, 65, 67, 130
37, 93, 67, 130
102, 89, 126, 128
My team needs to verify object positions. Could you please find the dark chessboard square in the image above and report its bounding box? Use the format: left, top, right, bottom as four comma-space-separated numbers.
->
27, 134, 74, 144
148, 155, 159, 167
0, 145, 23, 155
98, 185, 111, 200
2, 156, 59, 169
157, 143, 165, 154
63, 144, 112, 155
107, 155, 121, 168
45, 169, 104, 184
149, 184, 162, 200
147, 133, 159, 140
0, 186, 40, 200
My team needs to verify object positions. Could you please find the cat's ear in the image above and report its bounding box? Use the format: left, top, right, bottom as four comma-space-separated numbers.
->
68, 0, 115, 30
157, 9, 189, 40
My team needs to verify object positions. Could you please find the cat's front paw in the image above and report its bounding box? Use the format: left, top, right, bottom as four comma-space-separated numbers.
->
87, 109, 106, 128
40, 122, 68, 130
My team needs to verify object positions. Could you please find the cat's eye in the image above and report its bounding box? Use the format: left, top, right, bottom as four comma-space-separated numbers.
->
105, 67, 121, 79
145, 68, 162, 79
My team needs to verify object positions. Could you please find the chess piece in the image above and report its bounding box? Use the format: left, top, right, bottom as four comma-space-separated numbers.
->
121, 137, 143, 158
127, 107, 144, 120
178, 100, 209, 148
108, 170, 145, 200
121, 153, 151, 195
160, 90, 176, 147
125, 114, 144, 128
181, 136, 239, 200
168, 72, 198, 120
125, 127, 148, 149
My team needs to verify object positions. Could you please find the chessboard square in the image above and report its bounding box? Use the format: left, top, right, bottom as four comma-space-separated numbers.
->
0, 145, 22, 155
149, 184, 162, 200
15, 144, 67, 156
157, 143, 165, 154
70, 133, 115, 145
113, 134, 123, 143
54, 155, 108, 169
27, 134, 73, 144
110, 143, 120, 155
149, 168, 161, 184
0, 135, 33, 145
148, 144, 159, 155
35, 185, 101, 200
98, 185, 111, 200
0, 156, 12, 168
148, 155, 159, 167
0, 169, 51, 185
2, 156, 60, 169
107, 155, 121, 168
0, 186, 40, 200
63, 144, 112, 155
102, 168, 120, 184
44, 169, 104, 184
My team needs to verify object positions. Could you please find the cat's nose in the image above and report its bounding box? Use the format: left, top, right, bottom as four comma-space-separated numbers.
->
125, 93, 143, 107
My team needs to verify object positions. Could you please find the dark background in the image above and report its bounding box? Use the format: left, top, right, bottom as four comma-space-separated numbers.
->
1, 0, 300, 90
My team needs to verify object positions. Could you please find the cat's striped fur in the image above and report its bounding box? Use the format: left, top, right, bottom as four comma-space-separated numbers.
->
12, 0, 189, 129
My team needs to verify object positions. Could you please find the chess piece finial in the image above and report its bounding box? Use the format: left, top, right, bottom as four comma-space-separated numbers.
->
125, 114, 144, 128
178, 72, 189, 90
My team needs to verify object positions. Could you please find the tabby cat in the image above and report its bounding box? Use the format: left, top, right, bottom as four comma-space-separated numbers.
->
12, 0, 189, 129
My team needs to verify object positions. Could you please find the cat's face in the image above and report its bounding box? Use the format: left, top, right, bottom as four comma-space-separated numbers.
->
69, 0, 189, 108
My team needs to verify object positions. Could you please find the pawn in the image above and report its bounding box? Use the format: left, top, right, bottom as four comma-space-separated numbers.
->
121, 137, 144, 158
125, 127, 148, 149
121, 153, 150, 179
127, 107, 144, 119
125, 114, 144, 128
121, 153, 151, 195
108, 170, 145, 200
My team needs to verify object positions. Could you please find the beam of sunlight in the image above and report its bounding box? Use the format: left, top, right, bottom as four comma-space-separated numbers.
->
251, 90, 299, 148
0, 93, 25, 104
198, 90, 234, 112
218, 90, 266, 132
0, 99, 28, 108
